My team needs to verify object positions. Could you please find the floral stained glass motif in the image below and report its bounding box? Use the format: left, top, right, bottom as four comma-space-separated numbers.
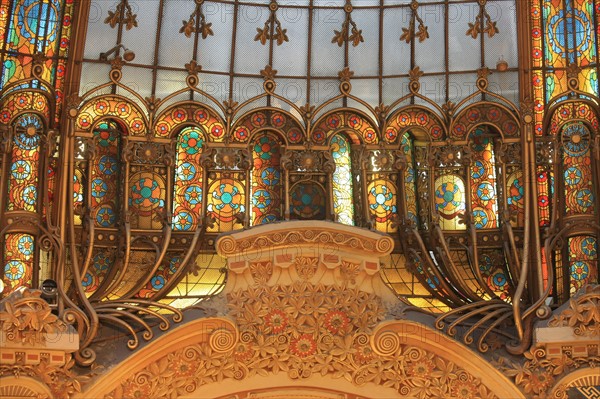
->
7, 113, 42, 212
367, 178, 397, 233
2, 234, 35, 290
434, 175, 466, 231
331, 134, 354, 225
129, 172, 165, 229
290, 182, 326, 221
562, 123, 594, 216
172, 127, 205, 231
568, 235, 597, 295
401, 133, 418, 226
206, 173, 246, 232
91, 121, 121, 228
470, 129, 498, 229
251, 133, 283, 225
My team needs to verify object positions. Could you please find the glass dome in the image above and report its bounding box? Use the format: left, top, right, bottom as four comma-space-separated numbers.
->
81, 0, 520, 114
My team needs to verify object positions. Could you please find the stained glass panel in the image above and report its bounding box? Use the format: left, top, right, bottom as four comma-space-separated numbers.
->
434, 174, 466, 231
562, 122, 594, 216
401, 133, 418, 226
537, 167, 554, 227
206, 172, 246, 232
129, 171, 166, 229
7, 113, 42, 212
137, 254, 182, 299
506, 171, 525, 227
367, 178, 397, 232
81, 249, 115, 297
289, 182, 326, 221
251, 133, 283, 225
173, 127, 205, 231
331, 134, 354, 225
2, 233, 35, 290
91, 121, 121, 228
470, 129, 498, 229
568, 235, 597, 295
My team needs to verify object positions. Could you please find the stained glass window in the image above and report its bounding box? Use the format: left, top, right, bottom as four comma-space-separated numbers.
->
7, 113, 42, 212
401, 133, 418, 226
289, 182, 326, 221
331, 134, 354, 225
469, 128, 499, 229
91, 120, 122, 228
434, 175, 466, 231
0, 0, 73, 119
173, 127, 205, 231
567, 235, 597, 296
3, 233, 35, 290
533, 0, 599, 133
561, 122, 595, 216
206, 174, 246, 232
250, 132, 283, 225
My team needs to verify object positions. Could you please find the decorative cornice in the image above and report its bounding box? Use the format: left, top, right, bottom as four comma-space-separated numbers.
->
216, 221, 394, 258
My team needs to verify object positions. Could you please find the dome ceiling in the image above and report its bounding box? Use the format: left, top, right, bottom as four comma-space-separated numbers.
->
81, 0, 519, 114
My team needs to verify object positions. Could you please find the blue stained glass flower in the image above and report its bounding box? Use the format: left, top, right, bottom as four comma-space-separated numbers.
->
564, 166, 582, 186
91, 178, 108, 198
82, 272, 93, 287
476, 182, 495, 201
22, 185, 37, 205
93, 253, 111, 271
253, 189, 272, 209
184, 185, 202, 205
173, 211, 193, 231
151, 276, 165, 289
576, 188, 594, 209
581, 237, 597, 257
11, 160, 31, 180
4, 260, 25, 280
169, 257, 182, 273
98, 155, 118, 175
176, 162, 197, 181
491, 272, 507, 289
570, 261, 589, 281
96, 206, 116, 227
479, 254, 493, 272
17, 235, 34, 257
472, 209, 489, 229
471, 161, 485, 179
260, 167, 280, 186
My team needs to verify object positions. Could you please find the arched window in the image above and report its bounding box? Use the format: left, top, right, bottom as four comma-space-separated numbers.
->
250, 132, 283, 225
0, 0, 74, 118
172, 126, 205, 231
331, 133, 354, 225
2, 113, 44, 291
